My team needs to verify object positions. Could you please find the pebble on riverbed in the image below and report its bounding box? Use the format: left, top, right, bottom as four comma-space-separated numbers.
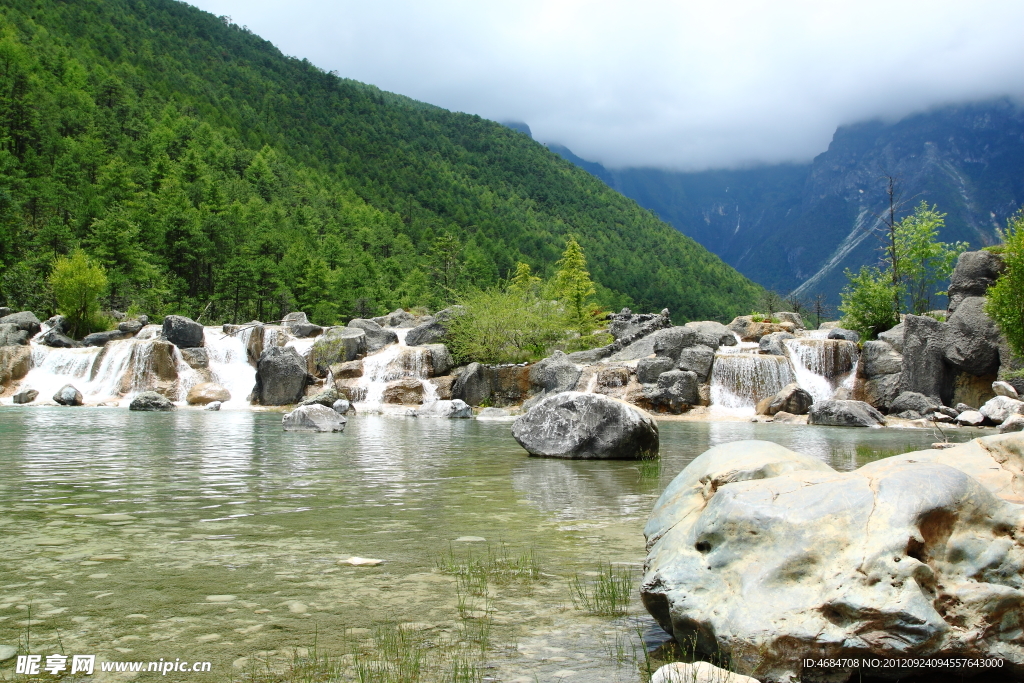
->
340, 557, 383, 566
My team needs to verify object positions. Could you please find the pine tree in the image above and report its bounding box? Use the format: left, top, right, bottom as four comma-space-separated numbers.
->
553, 236, 597, 332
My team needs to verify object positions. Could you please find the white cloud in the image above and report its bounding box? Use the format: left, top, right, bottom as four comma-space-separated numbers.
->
188, 0, 1024, 170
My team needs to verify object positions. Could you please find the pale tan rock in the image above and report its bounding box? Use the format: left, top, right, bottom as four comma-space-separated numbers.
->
652, 662, 760, 683
186, 382, 231, 405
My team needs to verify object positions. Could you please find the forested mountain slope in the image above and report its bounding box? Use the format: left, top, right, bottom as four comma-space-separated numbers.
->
552, 101, 1024, 306
0, 0, 762, 324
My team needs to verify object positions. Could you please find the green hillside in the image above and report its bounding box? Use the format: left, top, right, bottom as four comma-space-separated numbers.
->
0, 0, 761, 325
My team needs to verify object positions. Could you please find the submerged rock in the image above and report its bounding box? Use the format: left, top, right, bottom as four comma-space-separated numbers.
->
162, 315, 204, 348
13, 389, 38, 404
414, 399, 473, 418
186, 382, 231, 405
205, 401, 222, 411
476, 406, 511, 419
641, 434, 1024, 683
129, 391, 174, 411
511, 391, 658, 459
53, 384, 84, 406
807, 399, 885, 427
652, 662, 761, 683
282, 404, 346, 432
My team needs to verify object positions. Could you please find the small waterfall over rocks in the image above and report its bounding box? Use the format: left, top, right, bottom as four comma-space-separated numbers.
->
710, 348, 796, 411
784, 338, 859, 404
350, 328, 438, 411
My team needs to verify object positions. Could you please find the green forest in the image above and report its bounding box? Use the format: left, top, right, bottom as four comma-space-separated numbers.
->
0, 0, 762, 327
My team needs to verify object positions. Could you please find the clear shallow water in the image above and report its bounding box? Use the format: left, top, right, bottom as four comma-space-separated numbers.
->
0, 409, 989, 681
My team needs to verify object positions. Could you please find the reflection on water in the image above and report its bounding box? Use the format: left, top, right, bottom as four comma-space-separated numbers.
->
0, 408, 986, 680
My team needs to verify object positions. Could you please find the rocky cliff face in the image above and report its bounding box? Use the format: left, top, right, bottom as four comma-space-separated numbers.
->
552, 99, 1024, 304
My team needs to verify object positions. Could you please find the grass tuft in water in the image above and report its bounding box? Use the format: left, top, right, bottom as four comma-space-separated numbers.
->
435, 542, 541, 587
569, 563, 636, 616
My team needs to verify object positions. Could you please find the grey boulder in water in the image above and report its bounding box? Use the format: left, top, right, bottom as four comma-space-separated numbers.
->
642, 434, 1024, 682
13, 389, 38, 404
205, 401, 222, 411
807, 399, 885, 427
129, 391, 175, 411
347, 318, 397, 352
511, 391, 658, 459
414, 399, 472, 418
282, 404, 346, 432
254, 346, 309, 405
53, 384, 83, 406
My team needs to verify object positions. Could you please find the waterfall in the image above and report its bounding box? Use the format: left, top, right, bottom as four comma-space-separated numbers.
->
710, 350, 795, 411
784, 339, 859, 403
203, 327, 256, 408
352, 329, 435, 411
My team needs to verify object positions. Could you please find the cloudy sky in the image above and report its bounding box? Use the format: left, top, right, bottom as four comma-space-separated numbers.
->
189, 0, 1024, 171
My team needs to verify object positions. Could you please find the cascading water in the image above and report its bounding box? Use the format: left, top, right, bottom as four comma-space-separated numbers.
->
352, 329, 438, 411
784, 338, 859, 403
710, 349, 796, 411
202, 327, 257, 408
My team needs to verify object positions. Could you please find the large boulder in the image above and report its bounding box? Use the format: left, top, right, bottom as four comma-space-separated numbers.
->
826, 327, 859, 342
179, 347, 209, 369
0, 323, 29, 346
310, 327, 366, 375
877, 321, 905, 353
859, 340, 902, 378
13, 389, 38, 404
282, 404, 346, 432
451, 362, 492, 406
676, 344, 715, 383
162, 315, 204, 348
853, 372, 902, 412
381, 308, 417, 328
947, 249, 1003, 313
511, 391, 659, 460
414, 399, 473, 418
82, 329, 129, 347
424, 344, 452, 377
888, 391, 940, 420
282, 311, 323, 338
347, 319, 397, 352
329, 360, 363, 379
404, 317, 447, 346
254, 346, 309, 405
644, 370, 699, 413
0, 311, 41, 335
728, 316, 795, 342
774, 311, 804, 328
807, 399, 886, 427
45, 315, 69, 334
758, 331, 794, 356
979, 395, 1024, 425
755, 383, 812, 416
117, 319, 144, 335
683, 320, 737, 349
651, 326, 699, 361
898, 314, 950, 402
53, 384, 84, 406
0, 346, 32, 387
943, 296, 1001, 376
186, 382, 231, 406
383, 378, 425, 404
129, 391, 175, 411
39, 326, 82, 348
528, 351, 581, 395
641, 435, 1024, 682
636, 356, 675, 384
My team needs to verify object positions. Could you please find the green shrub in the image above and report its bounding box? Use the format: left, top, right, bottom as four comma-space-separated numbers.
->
445, 287, 569, 364
986, 211, 1024, 359
48, 249, 109, 338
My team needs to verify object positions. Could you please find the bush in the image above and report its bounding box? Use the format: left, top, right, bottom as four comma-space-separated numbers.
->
444, 287, 569, 364
839, 266, 898, 341
986, 211, 1024, 359
48, 249, 109, 338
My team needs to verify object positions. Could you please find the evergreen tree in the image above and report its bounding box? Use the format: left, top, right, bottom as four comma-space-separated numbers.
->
553, 236, 597, 331
49, 249, 108, 338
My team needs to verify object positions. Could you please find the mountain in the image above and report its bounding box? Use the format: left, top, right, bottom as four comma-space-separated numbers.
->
551, 101, 1024, 307
0, 0, 762, 326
